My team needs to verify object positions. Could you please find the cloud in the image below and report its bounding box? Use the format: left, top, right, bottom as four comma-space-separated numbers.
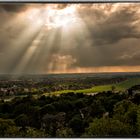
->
0, 3, 140, 74
65, 4, 140, 69
0, 4, 28, 12
77, 4, 140, 45
55, 4, 69, 9
47, 54, 76, 73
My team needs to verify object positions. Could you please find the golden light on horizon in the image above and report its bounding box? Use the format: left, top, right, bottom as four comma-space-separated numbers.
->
47, 66, 140, 74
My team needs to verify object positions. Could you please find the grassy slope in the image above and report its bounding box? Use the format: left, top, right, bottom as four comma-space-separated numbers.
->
116, 78, 140, 90
48, 78, 140, 95
4, 78, 140, 101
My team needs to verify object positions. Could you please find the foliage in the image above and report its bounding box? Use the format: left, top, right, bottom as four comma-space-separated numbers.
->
15, 114, 29, 128
69, 115, 85, 136
113, 100, 137, 125
84, 117, 134, 137
0, 84, 140, 137
0, 118, 19, 137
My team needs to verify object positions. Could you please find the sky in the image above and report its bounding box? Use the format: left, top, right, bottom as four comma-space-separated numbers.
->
0, 3, 140, 74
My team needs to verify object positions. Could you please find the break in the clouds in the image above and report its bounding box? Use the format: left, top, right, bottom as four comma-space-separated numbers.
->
0, 3, 140, 74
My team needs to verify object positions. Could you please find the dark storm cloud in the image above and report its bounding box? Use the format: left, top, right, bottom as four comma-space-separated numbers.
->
77, 4, 140, 45
92, 9, 140, 45
1, 3, 69, 12
64, 4, 140, 69
0, 4, 27, 12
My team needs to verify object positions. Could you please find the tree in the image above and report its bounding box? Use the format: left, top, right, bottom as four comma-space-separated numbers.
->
41, 112, 66, 137
131, 93, 140, 104
90, 100, 105, 118
56, 127, 73, 137
40, 104, 55, 115
15, 114, 29, 130
69, 115, 85, 136
0, 118, 19, 137
111, 85, 116, 92
136, 105, 140, 135
1, 102, 13, 114
24, 127, 46, 137
113, 100, 137, 125
84, 117, 133, 137
53, 100, 74, 112
74, 99, 85, 109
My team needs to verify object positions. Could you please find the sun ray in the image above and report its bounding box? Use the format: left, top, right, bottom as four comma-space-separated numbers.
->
5, 22, 44, 73
25, 28, 62, 73
13, 26, 46, 73
5, 4, 92, 74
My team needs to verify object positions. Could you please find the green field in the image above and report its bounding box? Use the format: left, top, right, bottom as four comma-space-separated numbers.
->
47, 78, 140, 95
3, 77, 140, 102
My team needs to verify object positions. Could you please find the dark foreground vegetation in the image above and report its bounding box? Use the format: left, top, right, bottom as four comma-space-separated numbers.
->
1, 84, 140, 137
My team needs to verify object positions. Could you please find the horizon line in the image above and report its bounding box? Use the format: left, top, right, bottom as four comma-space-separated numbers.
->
0, 71, 140, 75
0, 0, 140, 3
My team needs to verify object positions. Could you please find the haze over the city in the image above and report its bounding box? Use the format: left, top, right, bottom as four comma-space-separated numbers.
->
0, 3, 140, 74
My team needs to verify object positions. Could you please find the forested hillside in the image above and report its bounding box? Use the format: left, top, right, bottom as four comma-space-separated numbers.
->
0, 85, 140, 137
